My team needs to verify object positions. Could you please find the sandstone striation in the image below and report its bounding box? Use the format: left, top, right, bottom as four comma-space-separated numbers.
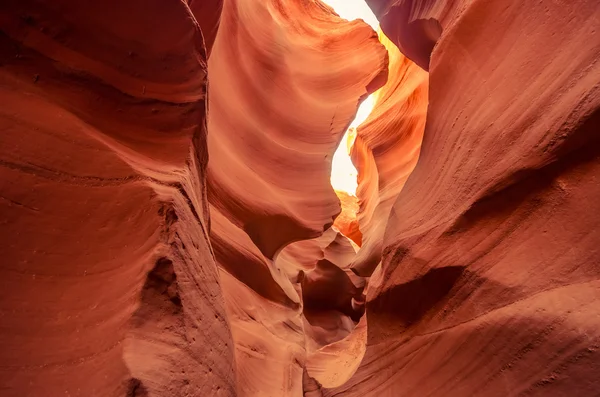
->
1, 0, 599, 396
326, 0, 600, 395
0, 0, 235, 395
349, 29, 429, 278
207, 0, 387, 259
206, 0, 387, 394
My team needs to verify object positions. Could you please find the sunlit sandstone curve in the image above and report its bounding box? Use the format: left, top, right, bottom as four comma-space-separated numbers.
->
1, 0, 599, 396
349, 28, 429, 277
207, 0, 388, 395
207, 0, 387, 260
326, 0, 600, 395
322, 0, 385, 246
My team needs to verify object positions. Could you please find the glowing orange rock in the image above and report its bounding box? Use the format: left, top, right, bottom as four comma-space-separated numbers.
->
328, 0, 600, 395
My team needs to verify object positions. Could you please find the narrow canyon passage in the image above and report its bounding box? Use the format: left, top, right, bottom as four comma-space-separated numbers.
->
206, 0, 402, 393
206, 0, 432, 394
1, 0, 599, 396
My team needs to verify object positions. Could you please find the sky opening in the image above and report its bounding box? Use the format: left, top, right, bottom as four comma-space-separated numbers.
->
322, 0, 380, 196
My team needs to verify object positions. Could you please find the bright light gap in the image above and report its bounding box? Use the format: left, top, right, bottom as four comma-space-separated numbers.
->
322, 0, 380, 197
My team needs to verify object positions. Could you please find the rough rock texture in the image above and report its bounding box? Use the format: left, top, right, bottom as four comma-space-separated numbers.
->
327, 0, 600, 395
0, 0, 235, 395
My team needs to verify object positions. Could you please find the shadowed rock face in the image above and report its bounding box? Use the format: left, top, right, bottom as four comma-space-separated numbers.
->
325, 0, 600, 395
366, 0, 444, 70
0, 0, 235, 395
1, 0, 599, 396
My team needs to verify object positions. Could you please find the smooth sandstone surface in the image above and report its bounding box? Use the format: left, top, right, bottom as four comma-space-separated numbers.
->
207, 0, 387, 395
207, 0, 387, 259
349, 29, 429, 277
1, 0, 599, 396
0, 0, 235, 395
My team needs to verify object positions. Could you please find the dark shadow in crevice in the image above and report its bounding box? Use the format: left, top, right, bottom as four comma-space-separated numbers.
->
125, 378, 149, 397
381, 1, 442, 71
367, 265, 465, 342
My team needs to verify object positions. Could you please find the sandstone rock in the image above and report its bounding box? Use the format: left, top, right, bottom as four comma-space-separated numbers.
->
327, 0, 600, 395
2, 0, 599, 396
0, 0, 235, 395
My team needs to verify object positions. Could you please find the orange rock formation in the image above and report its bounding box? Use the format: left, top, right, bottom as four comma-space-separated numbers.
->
1, 0, 599, 396
328, 0, 600, 395
0, 0, 235, 395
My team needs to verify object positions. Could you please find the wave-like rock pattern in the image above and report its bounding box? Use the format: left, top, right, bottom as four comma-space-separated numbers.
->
0, 1, 236, 395
327, 0, 600, 395
365, 0, 458, 70
2, 0, 600, 396
349, 30, 429, 277
332, 189, 362, 246
207, 0, 388, 260
206, 0, 387, 395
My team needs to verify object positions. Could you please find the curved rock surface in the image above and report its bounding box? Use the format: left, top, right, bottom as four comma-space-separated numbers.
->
207, 0, 387, 260
366, 0, 458, 70
349, 29, 429, 277
206, 0, 387, 394
327, 0, 600, 395
2, 0, 600, 396
332, 189, 362, 246
0, 0, 235, 395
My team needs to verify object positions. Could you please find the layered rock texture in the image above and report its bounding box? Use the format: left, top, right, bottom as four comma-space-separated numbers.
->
207, 0, 387, 394
328, 0, 600, 396
0, 0, 235, 395
1, 0, 599, 397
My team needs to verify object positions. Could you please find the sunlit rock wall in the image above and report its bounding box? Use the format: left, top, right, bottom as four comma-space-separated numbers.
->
327, 0, 600, 395
206, 0, 387, 394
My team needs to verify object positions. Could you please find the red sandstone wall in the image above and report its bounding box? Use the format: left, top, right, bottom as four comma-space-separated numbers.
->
327, 0, 600, 395
1, 0, 599, 396
206, 0, 387, 394
0, 1, 235, 395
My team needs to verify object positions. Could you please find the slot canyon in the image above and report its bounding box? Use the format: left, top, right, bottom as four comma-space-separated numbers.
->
1, 0, 599, 395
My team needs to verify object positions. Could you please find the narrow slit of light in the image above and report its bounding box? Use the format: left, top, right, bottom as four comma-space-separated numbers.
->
323, 0, 380, 196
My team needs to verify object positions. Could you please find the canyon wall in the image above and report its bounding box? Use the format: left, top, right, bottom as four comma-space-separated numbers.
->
0, 0, 236, 395
206, 0, 386, 395
349, 30, 429, 278
1, 0, 599, 396
326, 0, 600, 395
